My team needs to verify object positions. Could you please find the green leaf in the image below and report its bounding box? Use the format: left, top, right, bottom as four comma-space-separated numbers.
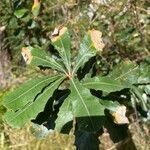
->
51, 27, 71, 72
3, 75, 61, 111
145, 85, 150, 95
131, 86, 148, 111
70, 79, 105, 132
138, 63, 150, 84
21, 46, 65, 73
73, 29, 105, 74
82, 76, 129, 93
55, 96, 73, 132
99, 100, 120, 112
108, 60, 139, 84
14, 9, 28, 18
3, 75, 65, 128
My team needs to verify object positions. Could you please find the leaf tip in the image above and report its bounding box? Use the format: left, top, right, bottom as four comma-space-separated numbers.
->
51, 26, 68, 42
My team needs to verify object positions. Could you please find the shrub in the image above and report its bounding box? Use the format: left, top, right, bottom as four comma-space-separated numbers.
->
2, 26, 150, 149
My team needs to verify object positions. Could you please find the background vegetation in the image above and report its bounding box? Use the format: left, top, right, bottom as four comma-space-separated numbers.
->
0, 0, 149, 149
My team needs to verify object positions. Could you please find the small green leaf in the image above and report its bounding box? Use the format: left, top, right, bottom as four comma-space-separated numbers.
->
14, 9, 28, 18
82, 76, 129, 93
3, 75, 61, 111
21, 46, 65, 73
73, 29, 105, 74
51, 27, 71, 72
3, 75, 65, 128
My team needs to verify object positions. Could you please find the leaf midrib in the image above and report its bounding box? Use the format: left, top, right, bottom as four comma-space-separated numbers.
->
70, 79, 95, 130
83, 81, 124, 88
114, 66, 138, 80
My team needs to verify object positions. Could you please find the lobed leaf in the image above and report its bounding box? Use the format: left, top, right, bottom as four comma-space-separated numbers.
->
21, 46, 65, 73
3, 75, 61, 111
3, 75, 65, 128
73, 29, 105, 74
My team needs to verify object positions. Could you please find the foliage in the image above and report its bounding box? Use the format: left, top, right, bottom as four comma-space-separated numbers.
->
0, 0, 150, 149
2, 26, 150, 149
0, 0, 149, 65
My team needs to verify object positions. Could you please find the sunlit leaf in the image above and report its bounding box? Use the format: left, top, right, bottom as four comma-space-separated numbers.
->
3, 75, 61, 111
70, 79, 105, 132
108, 60, 139, 84
51, 27, 71, 72
82, 76, 129, 93
3, 75, 65, 128
14, 9, 28, 18
21, 46, 65, 73
73, 29, 105, 74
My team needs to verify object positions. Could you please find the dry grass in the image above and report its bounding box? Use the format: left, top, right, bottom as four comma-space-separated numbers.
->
0, 123, 75, 150
0, 121, 149, 150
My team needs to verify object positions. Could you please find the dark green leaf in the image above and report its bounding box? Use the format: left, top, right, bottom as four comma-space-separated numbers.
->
55, 95, 73, 132
3, 75, 61, 111
70, 79, 105, 132
51, 27, 71, 72
3, 75, 65, 128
